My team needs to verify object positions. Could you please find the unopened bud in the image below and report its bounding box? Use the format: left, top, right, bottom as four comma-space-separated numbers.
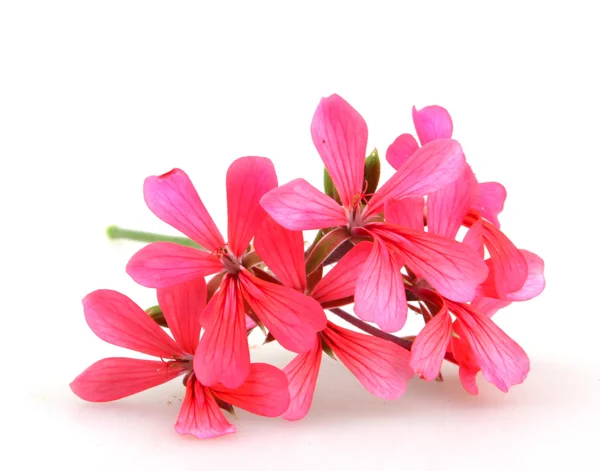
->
146, 305, 168, 328
363, 148, 380, 200
324, 168, 341, 203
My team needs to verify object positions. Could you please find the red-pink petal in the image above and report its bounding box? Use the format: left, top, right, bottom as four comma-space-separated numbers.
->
260, 179, 347, 230
505, 250, 545, 301
473, 182, 507, 228
311, 94, 367, 207
410, 308, 452, 381
322, 323, 413, 399
367, 139, 466, 216
386, 133, 419, 170
451, 320, 480, 371
354, 239, 407, 333
311, 241, 372, 304
238, 271, 327, 353
144, 169, 224, 251
83, 290, 184, 358
470, 296, 511, 318
412, 105, 453, 145
175, 378, 236, 439
281, 338, 322, 421
427, 166, 479, 239
70, 357, 186, 402
372, 224, 488, 303
211, 363, 290, 417
463, 220, 485, 257
126, 242, 222, 288
254, 216, 306, 293
451, 302, 530, 392
482, 222, 528, 298
157, 279, 207, 355
384, 197, 425, 231
194, 276, 250, 388
226, 157, 278, 258
458, 366, 480, 395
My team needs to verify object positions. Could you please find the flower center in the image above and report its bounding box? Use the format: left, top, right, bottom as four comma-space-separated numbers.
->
217, 246, 241, 275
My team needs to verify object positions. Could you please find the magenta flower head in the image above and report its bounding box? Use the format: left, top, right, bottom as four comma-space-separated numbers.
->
126, 157, 326, 389
261, 95, 489, 332
72, 94, 544, 439
70, 280, 289, 439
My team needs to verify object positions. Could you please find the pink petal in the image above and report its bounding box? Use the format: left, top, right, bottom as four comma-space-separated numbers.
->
450, 323, 481, 395
211, 363, 290, 417
281, 338, 322, 421
83, 290, 184, 358
311, 94, 367, 207
386, 133, 419, 170
384, 197, 425, 231
353, 239, 408, 333
157, 279, 207, 355
70, 357, 186, 402
412, 105, 454, 145
226, 157, 278, 258
473, 182, 507, 228
371, 224, 488, 303
427, 166, 479, 239
126, 242, 222, 288
505, 250, 545, 301
450, 302, 530, 392
238, 270, 327, 353
194, 275, 250, 388
175, 378, 236, 439
254, 215, 306, 293
311, 241, 372, 304
260, 179, 347, 230
451, 320, 480, 371
458, 366, 480, 395
470, 296, 511, 318
322, 323, 413, 399
482, 222, 528, 298
410, 307, 452, 381
144, 169, 224, 251
367, 139, 466, 216
463, 220, 485, 257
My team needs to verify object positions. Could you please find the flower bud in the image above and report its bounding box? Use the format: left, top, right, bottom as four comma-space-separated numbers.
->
146, 305, 168, 328
362, 148, 380, 200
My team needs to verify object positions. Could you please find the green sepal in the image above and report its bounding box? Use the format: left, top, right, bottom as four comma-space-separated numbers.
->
321, 336, 337, 360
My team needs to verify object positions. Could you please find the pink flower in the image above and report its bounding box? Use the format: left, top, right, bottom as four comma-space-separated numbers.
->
254, 216, 413, 420
70, 282, 290, 439
409, 288, 530, 394
261, 95, 488, 333
126, 158, 327, 388
386, 104, 531, 300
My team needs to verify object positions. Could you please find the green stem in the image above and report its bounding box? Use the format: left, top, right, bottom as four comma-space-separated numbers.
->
106, 225, 202, 249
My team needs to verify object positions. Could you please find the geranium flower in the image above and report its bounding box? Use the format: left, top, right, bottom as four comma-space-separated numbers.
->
254, 216, 413, 420
386, 104, 529, 299
126, 157, 326, 388
261, 94, 488, 332
70, 281, 290, 438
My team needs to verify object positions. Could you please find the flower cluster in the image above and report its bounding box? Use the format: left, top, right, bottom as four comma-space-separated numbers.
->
71, 94, 545, 439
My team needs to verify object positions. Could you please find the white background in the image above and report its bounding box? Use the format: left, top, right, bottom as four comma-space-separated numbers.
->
1, 1, 599, 470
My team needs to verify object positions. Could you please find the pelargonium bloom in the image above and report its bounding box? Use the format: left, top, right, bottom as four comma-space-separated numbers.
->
126, 157, 327, 388
254, 216, 413, 420
261, 94, 488, 333
386, 104, 529, 300
409, 287, 531, 394
70, 281, 290, 439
